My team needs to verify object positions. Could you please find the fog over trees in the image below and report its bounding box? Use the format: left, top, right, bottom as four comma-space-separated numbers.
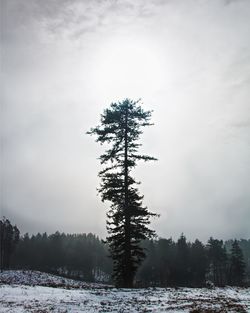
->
2, 228, 248, 287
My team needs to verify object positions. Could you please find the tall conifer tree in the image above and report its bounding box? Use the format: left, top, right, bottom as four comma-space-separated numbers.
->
88, 99, 157, 287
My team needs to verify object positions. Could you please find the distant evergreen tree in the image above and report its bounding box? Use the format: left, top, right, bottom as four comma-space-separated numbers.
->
190, 239, 208, 286
88, 99, 157, 287
0, 217, 20, 271
229, 240, 245, 286
175, 234, 190, 286
155, 238, 176, 286
207, 238, 228, 286
136, 240, 157, 286
225, 239, 250, 286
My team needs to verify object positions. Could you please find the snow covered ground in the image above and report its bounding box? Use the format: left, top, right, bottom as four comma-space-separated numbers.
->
0, 270, 108, 289
0, 271, 250, 312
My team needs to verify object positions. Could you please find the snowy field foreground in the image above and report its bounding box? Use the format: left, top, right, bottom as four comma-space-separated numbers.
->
1, 271, 250, 313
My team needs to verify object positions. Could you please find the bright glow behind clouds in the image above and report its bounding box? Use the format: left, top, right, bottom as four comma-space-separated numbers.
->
92, 34, 167, 100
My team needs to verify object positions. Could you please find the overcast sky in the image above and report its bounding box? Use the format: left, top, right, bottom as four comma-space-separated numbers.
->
1, 0, 250, 241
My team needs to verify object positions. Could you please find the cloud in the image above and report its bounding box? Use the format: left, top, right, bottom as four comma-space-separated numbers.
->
230, 119, 250, 129
1, 0, 250, 240
2, 0, 175, 43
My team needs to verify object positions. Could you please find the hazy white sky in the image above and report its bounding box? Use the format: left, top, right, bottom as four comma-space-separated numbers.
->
1, 0, 250, 241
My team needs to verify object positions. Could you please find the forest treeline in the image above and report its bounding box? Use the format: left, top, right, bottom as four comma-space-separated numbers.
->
4, 229, 249, 287
137, 235, 248, 287
12, 232, 112, 282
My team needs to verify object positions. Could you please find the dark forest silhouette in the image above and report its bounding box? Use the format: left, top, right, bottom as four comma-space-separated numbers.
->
1, 219, 249, 287
0, 217, 20, 272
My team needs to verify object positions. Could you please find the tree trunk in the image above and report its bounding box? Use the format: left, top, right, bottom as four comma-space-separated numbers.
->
124, 102, 132, 288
